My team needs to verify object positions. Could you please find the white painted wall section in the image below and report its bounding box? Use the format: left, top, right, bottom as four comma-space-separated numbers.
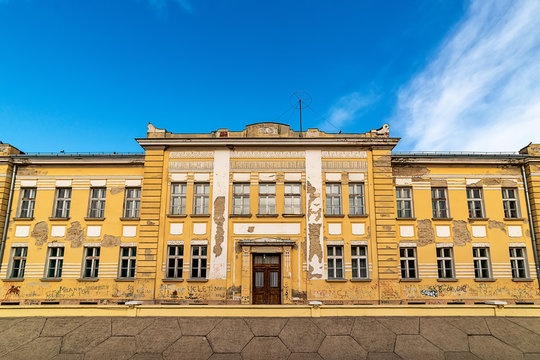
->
305, 149, 324, 279
51, 226, 65, 237
210, 149, 230, 279
436, 226, 451, 238
472, 226, 486, 238
399, 226, 414, 237
351, 223, 365, 235
15, 226, 30, 238
328, 223, 342, 235
233, 223, 301, 235
193, 223, 207, 235
508, 226, 522, 237
170, 223, 183, 235
87, 226, 101, 237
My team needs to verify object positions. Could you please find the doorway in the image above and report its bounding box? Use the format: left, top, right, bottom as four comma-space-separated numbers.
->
252, 254, 281, 304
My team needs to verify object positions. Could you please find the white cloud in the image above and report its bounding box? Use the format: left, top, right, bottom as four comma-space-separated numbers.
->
392, 0, 540, 151
319, 92, 378, 132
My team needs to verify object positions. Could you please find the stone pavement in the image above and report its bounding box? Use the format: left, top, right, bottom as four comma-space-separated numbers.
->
0, 316, 538, 359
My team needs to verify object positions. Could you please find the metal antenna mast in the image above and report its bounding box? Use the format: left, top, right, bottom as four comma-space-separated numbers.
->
290, 91, 312, 135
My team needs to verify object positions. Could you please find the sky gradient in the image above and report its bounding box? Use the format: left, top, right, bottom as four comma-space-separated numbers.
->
0, 0, 538, 153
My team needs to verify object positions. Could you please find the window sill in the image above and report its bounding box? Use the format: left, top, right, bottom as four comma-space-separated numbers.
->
348, 214, 368, 218
350, 278, 371, 282
12, 217, 34, 221
326, 278, 347, 282
400, 278, 421, 282
282, 213, 305, 217
229, 213, 252, 218
48, 217, 70, 221
187, 278, 208, 282
167, 214, 187, 218
396, 217, 416, 221
162, 278, 184, 282
325, 214, 345, 218
432, 217, 453, 221
468, 218, 489, 222
40, 278, 62, 282
78, 278, 99, 282
504, 217, 525, 221
120, 217, 140, 221
190, 214, 210, 218
256, 214, 279, 217
474, 278, 496, 282
512, 278, 534, 282
115, 278, 135, 282
2, 278, 24, 282
84, 217, 105, 221
437, 278, 459, 282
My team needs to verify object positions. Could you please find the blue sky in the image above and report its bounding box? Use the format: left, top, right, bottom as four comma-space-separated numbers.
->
0, 0, 538, 153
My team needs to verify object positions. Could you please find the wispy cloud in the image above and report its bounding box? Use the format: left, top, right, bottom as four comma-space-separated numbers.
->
319, 92, 378, 132
392, 0, 540, 151
142, 0, 193, 14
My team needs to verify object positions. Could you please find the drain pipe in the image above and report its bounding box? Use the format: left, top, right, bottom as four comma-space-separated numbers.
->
0, 164, 17, 274
521, 165, 540, 288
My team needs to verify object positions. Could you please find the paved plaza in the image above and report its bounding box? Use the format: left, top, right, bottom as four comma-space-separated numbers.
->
0, 316, 538, 359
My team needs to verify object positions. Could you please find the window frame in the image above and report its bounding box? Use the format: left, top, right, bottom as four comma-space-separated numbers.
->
87, 187, 106, 219
327, 245, 344, 279
400, 247, 418, 279
396, 187, 414, 218
509, 246, 529, 279
166, 245, 184, 279
466, 187, 485, 219
351, 245, 369, 279
123, 187, 141, 218
436, 246, 455, 279
431, 187, 449, 219
325, 183, 342, 215
502, 187, 520, 219
349, 183, 366, 216
82, 246, 100, 279
53, 188, 72, 218
473, 246, 492, 280
190, 245, 208, 279
45, 246, 64, 279
232, 183, 250, 215
17, 187, 36, 218
170, 183, 187, 215
258, 183, 276, 215
118, 246, 137, 279
8, 245, 27, 279
284, 182, 302, 215
193, 183, 210, 215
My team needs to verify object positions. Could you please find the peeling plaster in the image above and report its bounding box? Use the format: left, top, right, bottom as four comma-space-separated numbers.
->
31, 221, 48, 246
66, 221, 84, 248
416, 219, 435, 246
452, 220, 472, 246
210, 149, 230, 280
110, 188, 123, 195
488, 220, 507, 233
306, 149, 324, 280
213, 196, 225, 257
101, 234, 121, 247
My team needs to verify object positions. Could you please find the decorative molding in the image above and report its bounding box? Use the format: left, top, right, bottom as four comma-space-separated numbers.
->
231, 160, 305, 170
169, 151, 214, 159
322, 151, 367, 158
322, 160, 367, 170
230, 151, 305, 158
169, 161, 214, 171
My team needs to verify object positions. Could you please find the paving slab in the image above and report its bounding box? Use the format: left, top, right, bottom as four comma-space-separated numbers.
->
163, 336, 213, 360
207, 319, 253, 353
41, 317, 88, 337
395, 335, 444, 360
469, 335, 523, 360
318, 336, 367, 360
242, 337, 290, 360
420, 318, 469, 352
312, 317, 355, 335
445, 318, 490, 335
244, 318, 288, 336
0, 318, 25, 334
178, 318, 222, 336
130, 354, 163, 360
377, 317, 419, 334
0, 318, 46, 356
0, 336, 61, 360
444, 352, 481, 360
508, 317, 540, 334
112, 317, 155, 336
50, 354, 84, 360
208, 354, 242, 360
61, 317, 111, 354
85, 336, 137, 360
288, 353, 324, 360
351, 318, 395, 352
366, 353, 401, 360
486, 318, 540, 353
524, 354, 540, 360
279, 318, 325, 353
136, 318, 181, 354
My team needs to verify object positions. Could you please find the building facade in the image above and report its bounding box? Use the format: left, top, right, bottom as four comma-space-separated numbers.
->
0, 123, 539, 305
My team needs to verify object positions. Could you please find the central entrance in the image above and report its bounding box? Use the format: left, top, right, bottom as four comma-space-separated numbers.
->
252, 254, 281, 304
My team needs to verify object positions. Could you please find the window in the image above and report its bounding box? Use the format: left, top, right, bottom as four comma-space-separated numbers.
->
190, 245, 207, 279
8, 246, 27, 279
170, 183, 187, 215
436, 247, 455, 279
502, 188, 519, 218
400, 247, 417, 279
124, 188, 141, 218
258, 183, 276, 215
232, 183, 250, 215
193, 184, 210, 215
18, 188, 36, 218
53, 188, 72, 218
467, 188, 484, 218
327, 245, 344, 279
166, 245, 184, 279
326, 183, 342, 215
88, 187, 106, 218
396, 187, 413, 218
349, 183, 365, 215
351, 245, 368, 279
119, 247, 136, 279
82, 247, 100, 278
45, 246, 64, 279
284, 183, 302, 215
473, 247, 492, 279
431, 188, 449, 218
509, 247, 529, 279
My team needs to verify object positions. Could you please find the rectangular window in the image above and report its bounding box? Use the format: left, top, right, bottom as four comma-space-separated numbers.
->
400, 247, 417, 279
53, 188, 72, 218
258, 183, 276, 215
327, 245, 344, 279
170, 183, 187, 215
431, 187, 449, 218
166, 245, 184, 279
509, 247, 529, 279
396, 187, 413, 218
18, 188, 36, 218
193, 184, 210, 215
326, 183, 342, 215
88, 187, 106, 218
45, 246, 64, 279
502, 188, 519, 219
82, 247, 100, 279
232, 183, 250, 215
349, 183, 366, 215
119, 247, 136, 279
8, 246, 27, 279
436, 247, 455, 279
190, 245, 207, 279
284, 183, 302, 215
123, 187, 141, 218
473, 247, 492, 279
351, 245, 368, 279
467, 188, 484, 218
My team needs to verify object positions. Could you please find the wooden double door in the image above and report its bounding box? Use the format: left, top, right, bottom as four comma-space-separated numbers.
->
252, 254, 281, 304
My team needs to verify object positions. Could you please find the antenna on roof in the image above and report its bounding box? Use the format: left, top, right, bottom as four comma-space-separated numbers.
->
290, 91, 312, 135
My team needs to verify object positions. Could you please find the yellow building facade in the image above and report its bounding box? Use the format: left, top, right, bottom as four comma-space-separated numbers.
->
0, 123, 539, 305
